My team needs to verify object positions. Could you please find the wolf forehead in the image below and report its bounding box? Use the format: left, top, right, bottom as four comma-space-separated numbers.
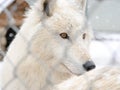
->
45, 13, 88, 34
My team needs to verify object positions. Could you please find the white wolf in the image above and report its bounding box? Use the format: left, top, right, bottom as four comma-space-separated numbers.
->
2, 0, 96, 90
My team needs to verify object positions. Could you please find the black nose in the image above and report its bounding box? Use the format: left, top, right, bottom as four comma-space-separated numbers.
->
83, 61, 96, 71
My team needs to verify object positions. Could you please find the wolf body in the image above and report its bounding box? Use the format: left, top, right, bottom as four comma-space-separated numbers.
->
57, 67, 120, 90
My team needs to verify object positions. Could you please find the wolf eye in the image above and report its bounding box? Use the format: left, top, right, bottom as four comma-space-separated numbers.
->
83, 33, 86, 39
60, 33, 69, 39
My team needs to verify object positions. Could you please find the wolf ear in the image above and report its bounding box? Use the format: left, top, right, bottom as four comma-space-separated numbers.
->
42, 0, 56, 16
25, 0, 38, 6
78, 0, 88, 14
25, 0, 56, 16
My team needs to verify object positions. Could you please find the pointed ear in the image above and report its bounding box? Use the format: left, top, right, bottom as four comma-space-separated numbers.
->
77, 0, 87, 14
81, 0, 87, 12
42, 0, 56, 16
26, 0, 56, 16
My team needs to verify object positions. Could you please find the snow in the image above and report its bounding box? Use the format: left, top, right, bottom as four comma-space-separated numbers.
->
95, 16, 100, 20
90, 41, 112, 66
90, 33, 120, 67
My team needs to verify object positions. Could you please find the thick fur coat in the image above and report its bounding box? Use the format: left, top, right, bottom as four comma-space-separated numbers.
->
2, 0, 120, 90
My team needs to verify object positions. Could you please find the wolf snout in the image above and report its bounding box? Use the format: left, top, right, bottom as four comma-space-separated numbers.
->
83, 61, 96, 71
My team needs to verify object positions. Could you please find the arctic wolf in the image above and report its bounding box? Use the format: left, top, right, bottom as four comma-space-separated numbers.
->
2, 0, 95, 90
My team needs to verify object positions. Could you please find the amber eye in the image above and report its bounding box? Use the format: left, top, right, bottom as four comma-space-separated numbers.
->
83, 33, 86, 39
60, 33, 69, 39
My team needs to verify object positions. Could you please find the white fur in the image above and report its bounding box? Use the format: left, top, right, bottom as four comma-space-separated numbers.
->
2, 0, 94, 90
56, 67, 120, 90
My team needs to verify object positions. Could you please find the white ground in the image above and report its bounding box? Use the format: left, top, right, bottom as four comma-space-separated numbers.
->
90, 33, 120, 67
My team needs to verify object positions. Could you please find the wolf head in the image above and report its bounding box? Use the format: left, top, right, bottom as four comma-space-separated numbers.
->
26, 0, 95, 76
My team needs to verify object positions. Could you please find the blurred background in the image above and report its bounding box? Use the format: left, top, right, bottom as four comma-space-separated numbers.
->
87, 0, 120, 67
0, 0, 120, 71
